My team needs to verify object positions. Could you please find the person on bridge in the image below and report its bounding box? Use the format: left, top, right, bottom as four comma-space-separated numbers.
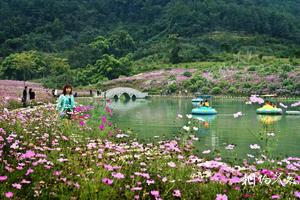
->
56, 84, 75, 119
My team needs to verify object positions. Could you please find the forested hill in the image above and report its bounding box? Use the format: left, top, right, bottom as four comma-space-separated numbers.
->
1, 0, 300, 56
1, 0, 300, 89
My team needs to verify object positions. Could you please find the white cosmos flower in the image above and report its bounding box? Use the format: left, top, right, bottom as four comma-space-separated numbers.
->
256, 160, 264, 164
202, 150, 211, 154
225, 144, 235, 150
116, 134, 129, 138
279, 103, 288, 108
177, 114, 183, 118
193, 127, 198, 131
183, 126, 190, 131
267, 132, 275, 137
195, 117, 205, 122
233, 111, 243, 118
247, 154, 255, 158
186, 114, 193, 119
250, 144, 260, 149
190, 135, 199, 141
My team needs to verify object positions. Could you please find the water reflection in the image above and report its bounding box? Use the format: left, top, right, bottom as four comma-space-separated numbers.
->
285, 115, 300, 119
110, 99, 149, 112
108, 98, 300, 157
257, 115, 282, 125
192, 114, 217, 122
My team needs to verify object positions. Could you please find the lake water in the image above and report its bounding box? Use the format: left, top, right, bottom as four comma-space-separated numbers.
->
109, 97, 300, 160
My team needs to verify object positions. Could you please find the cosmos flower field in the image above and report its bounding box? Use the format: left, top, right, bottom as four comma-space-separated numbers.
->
0, 98, 300, 199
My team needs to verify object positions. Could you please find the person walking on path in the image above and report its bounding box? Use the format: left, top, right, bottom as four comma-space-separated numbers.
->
22, 86, 28, 107
56, 84, 75, 119
29, 88, 35, 108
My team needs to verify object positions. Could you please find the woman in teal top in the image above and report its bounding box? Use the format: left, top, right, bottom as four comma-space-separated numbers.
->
56, 84, 75, 119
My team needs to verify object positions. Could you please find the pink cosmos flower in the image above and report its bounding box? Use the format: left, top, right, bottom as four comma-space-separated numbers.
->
104, 164, 114, 171
79, 121, 85, 126
53, 171, 62, 176
271, 194, 281, 199
74, 182, 80, 189
249, 95, 264, 104
101, 116, 107, 124
5, 192, 13, 198
131, 187, 143, 191
20, 150, 36, 159
146, 179, 155, 185
111, 172, 125, 179
229, 176, 240, 184
99, 124, 105, 130
216, 194, 228, 200
168, 161, 176, 168
102, 177, 113, 185
0, 176, 8, 181
12, 183, 22, 189
294, 191, 300, 199
21, 179, 31, 184
25, 168, 34, 176
173, 190, 181, 197
150, 190, 160, 198
61, 135, 69, 141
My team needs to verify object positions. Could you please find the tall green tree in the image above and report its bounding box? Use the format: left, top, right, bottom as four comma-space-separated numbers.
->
0, 51, 44, 81
168, 34, 181, 64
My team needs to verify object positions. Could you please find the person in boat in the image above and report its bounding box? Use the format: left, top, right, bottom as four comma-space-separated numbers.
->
265, 100, 271, 106
198, 101, 204, 107
264, 100, 275, 108
204, 100, 210, 107
270, 101, 277, 108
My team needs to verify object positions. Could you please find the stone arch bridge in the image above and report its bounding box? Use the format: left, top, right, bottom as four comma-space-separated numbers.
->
102, 87, 148, 99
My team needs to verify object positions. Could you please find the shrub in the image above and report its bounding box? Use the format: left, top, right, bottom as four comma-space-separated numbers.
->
167, 83, 178, 93
228, 86, 237, 95
7, 99, 23, 110
183, 71, 192, 77
247, 66, 256, 71
283, 79, 293, 87
243, 83, 251, 89
211, 87, 222, 94
281, 64, 294, 72
201, 86, 210, 94
169, 75, 176, 81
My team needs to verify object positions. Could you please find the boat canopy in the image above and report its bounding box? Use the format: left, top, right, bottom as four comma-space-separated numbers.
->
197, 95, 213, 99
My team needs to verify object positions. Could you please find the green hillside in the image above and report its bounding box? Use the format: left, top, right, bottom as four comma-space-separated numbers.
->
0, 0, 300, 92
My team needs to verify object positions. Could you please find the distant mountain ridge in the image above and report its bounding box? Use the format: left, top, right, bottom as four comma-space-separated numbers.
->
0, 0, 299, 59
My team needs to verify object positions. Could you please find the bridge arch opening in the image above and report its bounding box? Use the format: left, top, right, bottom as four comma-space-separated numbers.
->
105, 87, 148, 99
113, 95, 118, 101
120, 93, 131, 101
132, 95, 136, 101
